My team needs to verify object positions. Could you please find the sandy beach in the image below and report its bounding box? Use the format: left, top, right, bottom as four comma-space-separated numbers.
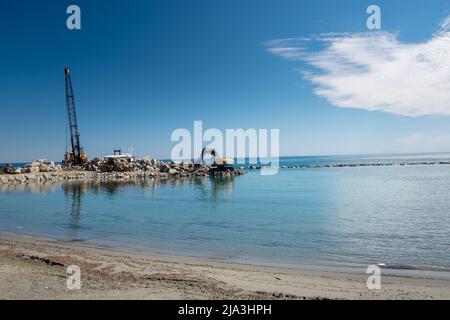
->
1, 233, 449, 300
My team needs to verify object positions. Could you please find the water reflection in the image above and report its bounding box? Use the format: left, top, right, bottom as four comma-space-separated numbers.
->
62, 183, 86, 240
195, 176, 235, 202
57, 177, 236, 200
8, 177, 237, 239
0, 182, 60, 194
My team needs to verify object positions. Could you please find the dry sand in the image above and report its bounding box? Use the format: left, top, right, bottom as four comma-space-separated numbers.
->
1, 233, 449, 300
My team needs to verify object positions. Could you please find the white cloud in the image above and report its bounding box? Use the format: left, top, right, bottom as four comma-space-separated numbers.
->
438, 15, 450, 34
266, 15, 450, 117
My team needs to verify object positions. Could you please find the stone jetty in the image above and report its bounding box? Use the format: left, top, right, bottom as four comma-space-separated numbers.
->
248, 161, 450, 170
0, 157, 246, 185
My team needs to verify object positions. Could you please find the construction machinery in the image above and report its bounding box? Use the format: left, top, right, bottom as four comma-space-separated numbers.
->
199, 147, 235, 171
104, 148, 135, 162
64, 67, 87, 165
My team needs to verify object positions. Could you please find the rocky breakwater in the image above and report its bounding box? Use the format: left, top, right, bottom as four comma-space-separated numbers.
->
1, 160, 62, 174
248, 161, 450, 170
0, 157, 246, 185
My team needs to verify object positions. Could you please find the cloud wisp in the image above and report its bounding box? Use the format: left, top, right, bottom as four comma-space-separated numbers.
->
266, 15, 450, 117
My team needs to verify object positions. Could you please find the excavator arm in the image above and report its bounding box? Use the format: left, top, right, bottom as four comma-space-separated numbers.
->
200, 147, 233, 167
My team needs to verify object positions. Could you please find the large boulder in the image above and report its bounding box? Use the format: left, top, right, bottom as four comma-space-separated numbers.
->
159, 163, 171, 173
39, 163, 57, 172
22, 159, 60, 173
3, 164, 15, 174
113, 161, 130, 172
99, 164, 113, 172
32, 159, 46, 166
22, 164, 39, 173
138, 157, 152, 166
38, 164, 49, 172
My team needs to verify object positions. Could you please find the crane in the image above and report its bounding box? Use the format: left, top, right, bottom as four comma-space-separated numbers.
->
64, 67, 87, 165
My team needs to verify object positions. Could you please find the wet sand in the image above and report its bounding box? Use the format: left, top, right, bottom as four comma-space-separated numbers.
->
1, 233, 449, 300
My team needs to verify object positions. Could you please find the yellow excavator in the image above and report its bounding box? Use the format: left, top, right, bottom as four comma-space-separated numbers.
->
200, 147, 235, 171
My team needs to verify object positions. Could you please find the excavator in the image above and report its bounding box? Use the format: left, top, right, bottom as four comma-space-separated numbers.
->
199, 147, 235, 171
64, 67, 87, 165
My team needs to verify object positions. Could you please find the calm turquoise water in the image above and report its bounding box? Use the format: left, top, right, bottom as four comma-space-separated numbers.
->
1, 154, 450, 270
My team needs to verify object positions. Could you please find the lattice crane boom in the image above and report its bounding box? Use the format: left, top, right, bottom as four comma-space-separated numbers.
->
64, 67, 87, 165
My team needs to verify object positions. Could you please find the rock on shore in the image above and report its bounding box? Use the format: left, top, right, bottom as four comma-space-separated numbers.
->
79, 156, 245, 177
1, 160, 62, 174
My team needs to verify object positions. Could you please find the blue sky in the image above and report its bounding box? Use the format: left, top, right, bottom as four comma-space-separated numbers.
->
1, 0, 450, 162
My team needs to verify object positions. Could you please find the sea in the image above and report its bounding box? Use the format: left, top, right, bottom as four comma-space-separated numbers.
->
1, 153, 450, 272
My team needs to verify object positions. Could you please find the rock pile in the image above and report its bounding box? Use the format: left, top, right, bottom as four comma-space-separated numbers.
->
82, 157, 163, 173
1, 160, 62, 174
0, 156, 246, 185
22, 160, 62, 173
79, 156, 245, 177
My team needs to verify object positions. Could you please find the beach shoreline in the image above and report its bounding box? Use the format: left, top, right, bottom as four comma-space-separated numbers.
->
1, 232, 449, 300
